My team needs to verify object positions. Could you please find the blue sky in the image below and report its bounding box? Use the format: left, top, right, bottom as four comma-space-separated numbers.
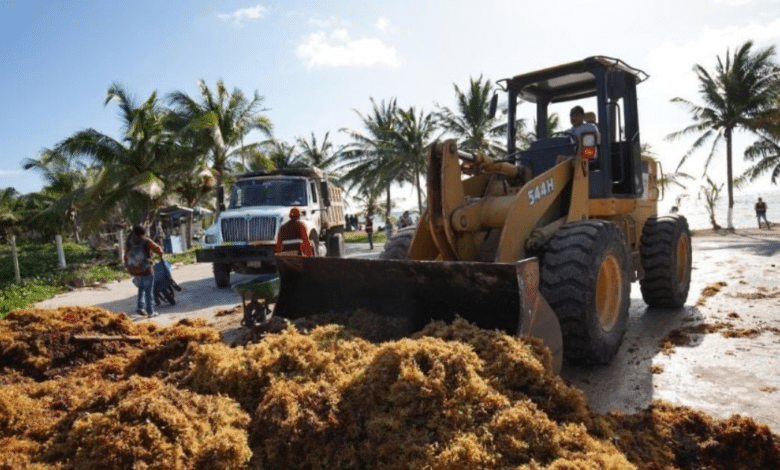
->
2, 0, 780, 209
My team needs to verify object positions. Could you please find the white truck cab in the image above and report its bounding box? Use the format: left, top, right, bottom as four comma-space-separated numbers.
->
196, 167, 345, 287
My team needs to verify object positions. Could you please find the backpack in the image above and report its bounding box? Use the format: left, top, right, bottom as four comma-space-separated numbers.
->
126, 237, 151, 275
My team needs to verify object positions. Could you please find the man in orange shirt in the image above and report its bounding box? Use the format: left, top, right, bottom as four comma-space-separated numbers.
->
276, 207, 314, 256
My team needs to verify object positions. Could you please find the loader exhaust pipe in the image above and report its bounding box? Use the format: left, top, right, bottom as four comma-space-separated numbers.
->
273, 255, 563, 373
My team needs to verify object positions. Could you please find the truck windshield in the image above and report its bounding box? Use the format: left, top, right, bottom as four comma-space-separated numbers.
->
229, 179, 308, 208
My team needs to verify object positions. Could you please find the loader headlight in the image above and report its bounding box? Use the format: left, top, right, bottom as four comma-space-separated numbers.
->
205, 234, 216, 244
581, 132, 598, 159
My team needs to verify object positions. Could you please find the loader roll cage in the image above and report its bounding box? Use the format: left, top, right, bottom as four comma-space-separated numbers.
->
499, 56, 649, 199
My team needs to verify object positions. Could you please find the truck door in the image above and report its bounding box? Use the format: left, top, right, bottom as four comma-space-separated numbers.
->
309, 180, 322, 228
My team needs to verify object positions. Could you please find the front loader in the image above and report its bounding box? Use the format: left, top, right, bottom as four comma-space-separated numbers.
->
274, 57, 692, 373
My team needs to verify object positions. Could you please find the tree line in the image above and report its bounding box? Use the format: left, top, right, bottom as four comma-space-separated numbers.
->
3, 39, 780, 242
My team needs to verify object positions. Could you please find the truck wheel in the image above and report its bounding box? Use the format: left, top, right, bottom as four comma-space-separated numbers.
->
540, 221, 631, 364
214, 263, 230, 288
639, 215, 692, 308
310, 231, 321, 257
327, 233, 345, 257
379, 226, 416, 260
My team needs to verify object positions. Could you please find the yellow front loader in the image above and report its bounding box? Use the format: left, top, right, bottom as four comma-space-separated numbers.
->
274, 57, 693, 373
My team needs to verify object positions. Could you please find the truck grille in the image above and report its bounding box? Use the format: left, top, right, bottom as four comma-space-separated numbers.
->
221, 217, 277, 242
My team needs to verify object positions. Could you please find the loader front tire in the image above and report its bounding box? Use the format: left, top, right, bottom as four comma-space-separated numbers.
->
639, 215, 692, 308
214, 263, 230, 288
540, 221, 631, 364
379, 226, 416, 260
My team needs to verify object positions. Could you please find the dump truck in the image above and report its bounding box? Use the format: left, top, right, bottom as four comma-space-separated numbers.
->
196, 167, 345, 287
274, 57, 692, 373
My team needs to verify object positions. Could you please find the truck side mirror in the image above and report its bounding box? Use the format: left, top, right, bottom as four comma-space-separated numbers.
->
488, 93, 498, 120
216, 186, 225, 212
320, 182, 331, 207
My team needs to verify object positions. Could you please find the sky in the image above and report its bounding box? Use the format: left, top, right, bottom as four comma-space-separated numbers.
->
2, 0, 780, 212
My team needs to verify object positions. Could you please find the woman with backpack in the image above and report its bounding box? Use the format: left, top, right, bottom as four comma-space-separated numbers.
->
124, 225, 165, 317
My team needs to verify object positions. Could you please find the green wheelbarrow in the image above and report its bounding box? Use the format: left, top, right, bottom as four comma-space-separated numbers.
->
232, 273, 281, 328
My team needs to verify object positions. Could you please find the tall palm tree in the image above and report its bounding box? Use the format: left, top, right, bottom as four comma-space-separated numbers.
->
741, 131, 780, 184
267, 139, 306, 169
339, 98, 403, 218
167, 80, 274, 215
22, 149, 89, 241
389, 106, 438, 213
739, 94, 780, 185
667, 40, 780, 229
435, 75, 521, 155
295, 132, 336, 170
48, 83, 187, 233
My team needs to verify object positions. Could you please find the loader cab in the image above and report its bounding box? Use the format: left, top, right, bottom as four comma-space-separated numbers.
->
502, 56, 648, 199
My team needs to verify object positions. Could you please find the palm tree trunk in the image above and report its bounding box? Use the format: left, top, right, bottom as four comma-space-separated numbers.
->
726, 127, 734, 230
385, 183, 392, 224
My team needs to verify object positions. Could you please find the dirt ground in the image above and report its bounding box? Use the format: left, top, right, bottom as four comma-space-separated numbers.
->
34, 230, 780, 434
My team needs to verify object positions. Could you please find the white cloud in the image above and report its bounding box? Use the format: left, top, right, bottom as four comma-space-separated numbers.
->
0, 170, 22, 176
296, 28, 402, 68
217, 5, 267, 28
646, 18, 780, 102
375, 17, 391, 32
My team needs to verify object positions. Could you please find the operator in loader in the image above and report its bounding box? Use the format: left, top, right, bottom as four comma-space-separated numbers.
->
566, 105, 598, 136
275, 207, 314, 256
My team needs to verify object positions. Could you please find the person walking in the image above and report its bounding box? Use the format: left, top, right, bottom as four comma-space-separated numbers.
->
398, 211, 412, 228
365, 213, 374, 250
124, 225, 164, 317
276, 207, 314, 256
755, 197, 770, 229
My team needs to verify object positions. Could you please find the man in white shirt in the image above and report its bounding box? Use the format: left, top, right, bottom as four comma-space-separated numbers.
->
566, 106, 598, 136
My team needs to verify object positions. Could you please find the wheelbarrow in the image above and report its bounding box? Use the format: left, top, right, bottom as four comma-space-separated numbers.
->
232, 273, 281, 328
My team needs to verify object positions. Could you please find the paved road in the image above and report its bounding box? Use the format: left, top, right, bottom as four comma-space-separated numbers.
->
36, 242, 380, 326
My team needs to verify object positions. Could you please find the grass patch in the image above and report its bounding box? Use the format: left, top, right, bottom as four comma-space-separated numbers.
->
344, 232, 387, 244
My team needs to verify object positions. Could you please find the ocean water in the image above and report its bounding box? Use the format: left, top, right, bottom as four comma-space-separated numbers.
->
659, 187, 780, 230
382, 186, 780, 231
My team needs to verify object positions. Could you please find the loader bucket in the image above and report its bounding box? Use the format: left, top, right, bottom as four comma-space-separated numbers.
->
273, 256, 563, 373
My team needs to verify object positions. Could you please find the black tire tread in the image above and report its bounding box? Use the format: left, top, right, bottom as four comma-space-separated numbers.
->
540, 220, 630, 364
379, 226, 415, 260
640, 215, 691, 308
214, 263, 230, 288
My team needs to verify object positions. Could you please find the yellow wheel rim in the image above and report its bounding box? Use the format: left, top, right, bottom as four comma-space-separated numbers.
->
597, 254, 622, 331
676, 234, 690, 286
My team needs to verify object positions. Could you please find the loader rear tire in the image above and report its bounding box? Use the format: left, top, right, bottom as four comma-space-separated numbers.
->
640, 215, 692, 308
540, 221, 631, 364
214, 263, 230, 288
379, 226, 416, 260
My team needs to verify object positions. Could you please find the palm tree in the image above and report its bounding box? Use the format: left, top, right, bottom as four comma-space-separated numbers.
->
739, 95, 780, 184
22, 149, 89, 241
388, 106, 438, 213
267, 139, 306, 169
338, 98, 403, 218
740, 131, 780, 184
435, 75, 521, 155
167, 80, 274, 215
48, 83, 186, 233
667, 40, 780, 229
0, 188, 20, 242
295, 132, 336, 170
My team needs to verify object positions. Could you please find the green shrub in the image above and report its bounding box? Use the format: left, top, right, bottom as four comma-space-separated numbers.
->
344, 233, 387, 244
